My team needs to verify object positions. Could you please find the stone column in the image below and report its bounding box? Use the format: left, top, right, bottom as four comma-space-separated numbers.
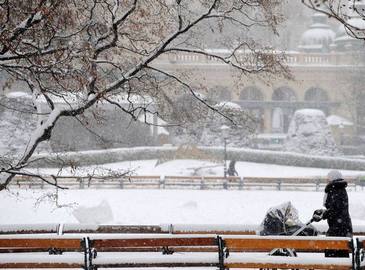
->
263, 108, 272, 133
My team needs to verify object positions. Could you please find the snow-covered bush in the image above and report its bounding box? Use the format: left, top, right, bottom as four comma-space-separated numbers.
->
165, 92, 209, 145
167, 97, 257, 147
0, 93, 38, 159
199, 102, 257, 147
285, 109, 340, 156
50, 106, 155, 152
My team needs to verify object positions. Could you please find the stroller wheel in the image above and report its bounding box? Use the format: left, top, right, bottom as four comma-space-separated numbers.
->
262, 248, 297, 270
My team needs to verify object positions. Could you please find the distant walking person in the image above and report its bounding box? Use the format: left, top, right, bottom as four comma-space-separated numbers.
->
227, 160, 238, 176
312, 170, 352, 257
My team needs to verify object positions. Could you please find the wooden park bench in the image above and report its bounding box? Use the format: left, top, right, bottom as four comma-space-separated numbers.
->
0, 234, 357, 269
223, 235, 354, 269
87, 235, 221, 268
88, 235, 355, 269
83, 235, 355, 269
0, 237, 85, 268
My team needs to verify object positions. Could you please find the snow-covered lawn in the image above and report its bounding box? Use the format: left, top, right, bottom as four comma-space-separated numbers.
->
3, 160, 365, 229
2, 189, 365, 227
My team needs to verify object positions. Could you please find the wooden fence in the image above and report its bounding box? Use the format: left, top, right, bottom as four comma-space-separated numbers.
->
10, 175, 365, 191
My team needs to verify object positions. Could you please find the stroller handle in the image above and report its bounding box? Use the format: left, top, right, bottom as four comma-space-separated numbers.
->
292, 219, 314, 236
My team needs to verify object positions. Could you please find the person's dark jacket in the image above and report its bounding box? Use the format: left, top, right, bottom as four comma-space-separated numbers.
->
227, 161, 238, 176
323, 179, 352, 237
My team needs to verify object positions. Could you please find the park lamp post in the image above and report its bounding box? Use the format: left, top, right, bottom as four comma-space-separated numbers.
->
220, 125, 230, 189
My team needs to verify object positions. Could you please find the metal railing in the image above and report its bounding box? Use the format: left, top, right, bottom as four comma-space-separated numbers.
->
10, 175, 365, 191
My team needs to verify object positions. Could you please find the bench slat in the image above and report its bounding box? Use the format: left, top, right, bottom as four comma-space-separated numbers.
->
93, 262, 218, 268
0, 263, 83, 269
86, 246, 218, 252
226, 262, 352, 270
225, 238, 351, 252
173, 230, 256, 235
0, 239, 82, 249
0, 247, 82, 253
92, 237, 216, 249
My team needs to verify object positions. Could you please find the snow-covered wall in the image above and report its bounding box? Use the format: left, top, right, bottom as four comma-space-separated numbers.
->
30, 146, 365, 170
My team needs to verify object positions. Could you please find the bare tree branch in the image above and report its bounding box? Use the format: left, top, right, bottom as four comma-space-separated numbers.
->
302, 0, 365, 40
0, 0, 287, 190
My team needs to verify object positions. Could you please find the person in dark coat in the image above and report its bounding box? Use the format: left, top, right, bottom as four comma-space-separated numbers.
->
312, 170, 353, 257
227, 160, 238, 176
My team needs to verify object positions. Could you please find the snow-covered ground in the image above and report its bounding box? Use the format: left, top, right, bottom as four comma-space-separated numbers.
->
2, 189, 365, 227
3, 160, 365, 227
1, 160, 364, 267
30, 159, 365, 178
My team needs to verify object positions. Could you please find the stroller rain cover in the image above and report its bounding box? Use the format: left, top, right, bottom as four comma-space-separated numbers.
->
260, 201, 317, 236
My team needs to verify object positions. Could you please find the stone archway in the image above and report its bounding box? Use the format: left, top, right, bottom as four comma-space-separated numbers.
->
304, 87, 329, 114
272, 86, 297, 133
304, 87, 329, 101
239, 86, 264, 132
240, 86, 264, 100
272, 86, 297, 101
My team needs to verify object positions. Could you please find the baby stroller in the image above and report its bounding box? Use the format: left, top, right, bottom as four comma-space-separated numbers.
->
259, 202, 318, 269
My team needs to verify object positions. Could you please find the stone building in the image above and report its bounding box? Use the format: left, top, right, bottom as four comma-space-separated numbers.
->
154, 12, 365, 141
1, 8, 365, 153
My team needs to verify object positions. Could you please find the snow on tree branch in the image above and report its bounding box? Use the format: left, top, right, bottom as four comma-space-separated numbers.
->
0, 0, 289, 190
302, 0, 365, 40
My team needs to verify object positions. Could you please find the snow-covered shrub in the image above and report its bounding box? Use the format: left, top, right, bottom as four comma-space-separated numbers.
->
165, 92, 209, 145
166, 96, 258, 147
0, 93, 38, 159
199, 102, 257, 147
285, 109, 340, 156
50, 106, 155, 152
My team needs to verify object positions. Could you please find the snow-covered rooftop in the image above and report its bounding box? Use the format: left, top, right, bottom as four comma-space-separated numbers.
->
299, 13, 335, 51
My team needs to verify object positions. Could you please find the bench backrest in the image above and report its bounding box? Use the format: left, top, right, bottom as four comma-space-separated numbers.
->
91, 236, 217, 252
0, 237, 85, 269
224, 236, 352, 252
223, 236, 353, 270
0, 238, 82, 252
